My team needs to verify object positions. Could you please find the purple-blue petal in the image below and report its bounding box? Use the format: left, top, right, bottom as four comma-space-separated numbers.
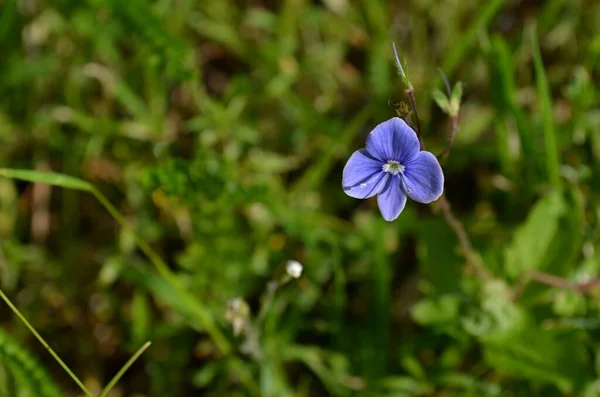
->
403, 151, 444, 203
366, 117, 420, 163
345, 172, 389, 199
342, 149, 387, 199
377, 176, 407, 221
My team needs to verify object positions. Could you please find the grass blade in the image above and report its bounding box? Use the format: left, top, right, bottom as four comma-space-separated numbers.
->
370, 219, 390, 379
0, 169, 93, 192
441, 0, 506, 77
0, 288, 93, 397
0, 168, 231, 355
90, 188, 231, 354
98, 341, 151, 397
531, 28, 562, 189
489, 36, 535, 177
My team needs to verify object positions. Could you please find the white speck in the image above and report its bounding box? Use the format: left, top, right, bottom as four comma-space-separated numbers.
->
360, 183, 367, 188
286, 260, 303, 279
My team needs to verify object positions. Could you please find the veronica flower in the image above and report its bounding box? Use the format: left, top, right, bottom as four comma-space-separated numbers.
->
342, 117, 444, 221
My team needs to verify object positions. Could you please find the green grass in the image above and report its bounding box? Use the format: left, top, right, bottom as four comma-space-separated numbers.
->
0, 0, 599, 396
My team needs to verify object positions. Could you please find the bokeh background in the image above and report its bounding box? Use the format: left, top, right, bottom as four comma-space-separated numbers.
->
1, 0, 599, 396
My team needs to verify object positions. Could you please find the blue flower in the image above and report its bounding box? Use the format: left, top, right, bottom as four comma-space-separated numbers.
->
342, 117, 444, 221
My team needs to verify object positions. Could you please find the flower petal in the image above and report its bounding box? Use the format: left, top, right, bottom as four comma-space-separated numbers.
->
377, 176, 407, 221
403, 151, 444, 203
342, 149, 387, 199
345, 172, 389, 199
366, 117, 420, 163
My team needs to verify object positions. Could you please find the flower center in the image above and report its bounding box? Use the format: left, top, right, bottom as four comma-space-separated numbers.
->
382, 160, 405, 175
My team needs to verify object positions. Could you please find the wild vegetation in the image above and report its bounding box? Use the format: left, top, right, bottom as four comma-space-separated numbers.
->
0, 0, 599, 396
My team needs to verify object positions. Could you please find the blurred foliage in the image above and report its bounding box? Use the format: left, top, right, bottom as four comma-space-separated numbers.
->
0, 327, 63, 397
0, 0, 600, 396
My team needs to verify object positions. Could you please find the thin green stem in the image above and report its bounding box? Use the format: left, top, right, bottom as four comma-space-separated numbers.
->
98, 341, 151, 397
90, 188, 231, 355
0, 288, 93, 397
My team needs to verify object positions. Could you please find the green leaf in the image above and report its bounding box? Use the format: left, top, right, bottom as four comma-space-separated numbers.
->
192, 362, 221, 388
412, 295, 460, 326
283, 345, 353, 396
0, 328, 64, 397
462, 280, 526, 343
489, 35, 536, 178
0, 168, 92, 192
436, 373, 501, 396
379, 376, 432, 395
451, 82, 463, 104
553, 290, 587, 317
504, 187, 585, 287
483, 328, 589, 393
432, 88, 450, 113
449, 82, 463, 116
543, 187, 585, 276
504, 189, 567, 277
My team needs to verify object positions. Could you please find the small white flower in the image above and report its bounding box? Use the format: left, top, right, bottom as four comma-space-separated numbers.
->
286, 260, 303, 279
225, 297, 249, 337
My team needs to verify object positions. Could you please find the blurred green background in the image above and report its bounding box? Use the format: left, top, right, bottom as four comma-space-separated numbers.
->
0, 0, 599, 396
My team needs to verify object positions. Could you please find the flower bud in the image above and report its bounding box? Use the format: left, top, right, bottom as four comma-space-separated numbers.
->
285, 260, 303, 279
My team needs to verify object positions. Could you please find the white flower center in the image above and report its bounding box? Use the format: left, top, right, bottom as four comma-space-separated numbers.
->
382, 160, 405, 175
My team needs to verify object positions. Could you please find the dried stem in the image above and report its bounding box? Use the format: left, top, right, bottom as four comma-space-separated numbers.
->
437, 115, 458, 159
565, 277, 600, 292
528, 271, 580, 291
512, 271, 600, 300
436, 196, 490, 279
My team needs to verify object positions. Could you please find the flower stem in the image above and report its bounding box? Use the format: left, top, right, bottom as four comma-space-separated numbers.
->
98, 341, 151, 397
0, 287, 93, 397
405, 88, 424, 149
512, 271, 600, 300
437, 115, 459, 159
401, 78, 488, 279
436, 196, 490, 279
